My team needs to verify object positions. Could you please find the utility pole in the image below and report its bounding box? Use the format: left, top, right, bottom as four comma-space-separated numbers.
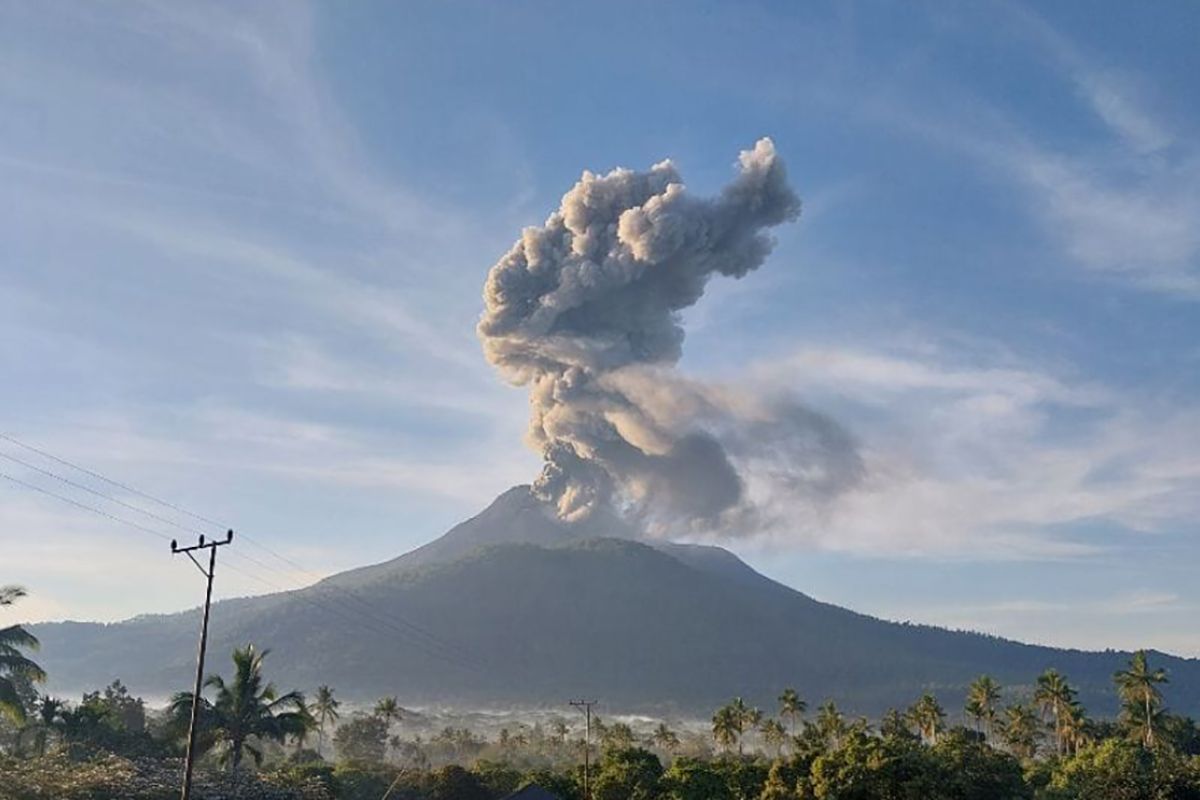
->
569, 699, 597, 800
172, 530, 234, 800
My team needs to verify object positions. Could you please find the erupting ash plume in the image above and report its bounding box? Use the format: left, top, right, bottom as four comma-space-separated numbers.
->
479, 139, 862, 536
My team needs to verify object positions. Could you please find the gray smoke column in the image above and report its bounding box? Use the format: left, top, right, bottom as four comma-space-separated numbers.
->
479, 138, 860, 534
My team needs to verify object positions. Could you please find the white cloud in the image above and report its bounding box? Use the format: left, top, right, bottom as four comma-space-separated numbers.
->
1002, 1, 1174, 155
850, 6, 1200, 298
1005, 147, 1200, 296
722, 342, 1200, 559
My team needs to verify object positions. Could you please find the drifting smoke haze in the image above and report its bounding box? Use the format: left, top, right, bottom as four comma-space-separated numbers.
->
479, 139, 863, 538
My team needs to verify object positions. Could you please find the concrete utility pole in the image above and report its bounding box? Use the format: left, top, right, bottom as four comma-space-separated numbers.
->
569, 699, 597, 800
172, 530, 234, 800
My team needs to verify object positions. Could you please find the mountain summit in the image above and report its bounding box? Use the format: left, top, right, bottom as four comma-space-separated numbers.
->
30, 487, 1200, 716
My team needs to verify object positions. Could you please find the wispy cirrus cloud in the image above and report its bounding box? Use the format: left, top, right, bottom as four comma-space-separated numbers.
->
848, 4, 1200, 298
709, 340, 1200, 560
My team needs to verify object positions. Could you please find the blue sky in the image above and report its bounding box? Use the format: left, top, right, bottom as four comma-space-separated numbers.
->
2, 1, 1199, 657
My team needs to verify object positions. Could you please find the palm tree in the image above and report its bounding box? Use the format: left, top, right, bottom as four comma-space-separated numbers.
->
906, 692, 946, 745
0, 586, 45, 723
880, 708, 915, 740
712, 705, 740, 753
374, 696, 402, 729
602, 721, 635, 751
965, 675, 1002, 741
1001, 704, 1042, 759
779, 688, 807, 737
743, 705, 763, 754
650, 722, 680, 754
1114, 650, 1168, 748
1034, 669, 1076, 755
718, 697, 760, 755
815, 700, 847, 748
1057, 702, 1090, 756
374, 696, 401, 758
32, 696, 64, 756
309, 685, 339, 757
169, 644, 313, 772
760, 718, 788, 757
552, 718, 570, 747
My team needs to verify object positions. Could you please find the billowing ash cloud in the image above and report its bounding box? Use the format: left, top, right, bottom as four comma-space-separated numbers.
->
479, 138, 862, 536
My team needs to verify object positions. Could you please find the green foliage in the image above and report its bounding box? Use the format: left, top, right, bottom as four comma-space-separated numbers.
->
331, 761, 402, 800
1115, 650, 1170, 749
929, 729, 1030, 800
1046, 738, 1176, 800
760, 759, 800, 800
660, 757, 734, 800
1002, 704, 1043, 760
309, 685, 340, 758
907, 692, 947, 744
0, 751, 332, 799
0, 586, 45, 724
168, 644, 313, 771
427, 763, 489, 800
471, 759, 523, 796
600, 721, 637, 754
519, 768, 582, 800
966, 676, 1003, 740
333, 715, 389, 763
779, 689, 807, 736
810, 729, 923, 800
8, 635, 1200, 800
592, 746, 663, 800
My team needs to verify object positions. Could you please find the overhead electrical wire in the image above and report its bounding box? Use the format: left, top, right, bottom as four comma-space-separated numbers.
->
0, 434, 488, 674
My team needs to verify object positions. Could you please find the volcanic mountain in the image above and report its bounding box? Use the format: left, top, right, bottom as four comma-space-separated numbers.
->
30, 487, 1200, 717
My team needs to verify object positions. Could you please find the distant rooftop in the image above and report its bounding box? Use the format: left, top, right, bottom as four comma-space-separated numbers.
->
502, 785, 561, 800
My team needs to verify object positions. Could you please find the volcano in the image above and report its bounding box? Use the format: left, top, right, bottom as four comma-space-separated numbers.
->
29, 487, 1200, 717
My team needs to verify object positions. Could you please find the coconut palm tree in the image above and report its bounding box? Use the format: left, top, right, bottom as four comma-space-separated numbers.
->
650, 722, 680, 754
373, 695, 402, 758
374, 696, 402, 729
552, 718, 570, 747
169, 644, 313, 772
309, 685, 339, 757
779, 688, 807, 737
1034, 669, 1076, 755
31, 695, 64, 756
1002, 704, 1042, 759
965, 675, 1002, 741
880, 708, 915, 740
1057, 701, 1090, 756
0, 586, 45, 723
743, 705, 763, 753
815, 700, 847, 748
712, 705, 740, 753
1114, 650, 1168, 748
760, 718, 788, 757
719, 697, 761, 755
906, 692, 946, 745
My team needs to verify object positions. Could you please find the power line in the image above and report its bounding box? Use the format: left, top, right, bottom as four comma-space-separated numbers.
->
0, 432, 225, 528
0, 470, 172, 542
0, 463, 486, 675
0, 433, 489, 673
0, 432, 468, 654
0, 450, 210, 539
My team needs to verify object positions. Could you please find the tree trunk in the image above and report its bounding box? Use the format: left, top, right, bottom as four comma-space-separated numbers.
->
1145, 693, 1153, 747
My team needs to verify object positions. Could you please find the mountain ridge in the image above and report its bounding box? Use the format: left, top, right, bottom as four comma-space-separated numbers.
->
27, 487, 1200, 717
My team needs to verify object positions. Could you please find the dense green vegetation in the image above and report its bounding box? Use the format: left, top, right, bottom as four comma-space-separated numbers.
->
7, 582, 1200, 799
